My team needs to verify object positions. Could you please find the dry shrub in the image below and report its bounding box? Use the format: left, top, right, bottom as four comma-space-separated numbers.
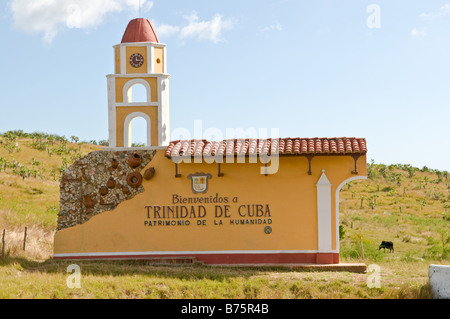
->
383, 283, 433, 299
1, 226, 54, 261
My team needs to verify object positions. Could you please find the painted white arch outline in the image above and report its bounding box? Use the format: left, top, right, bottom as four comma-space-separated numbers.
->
124, 112, 152, 147
335, 175, 367, 252
123, 79, 151, 104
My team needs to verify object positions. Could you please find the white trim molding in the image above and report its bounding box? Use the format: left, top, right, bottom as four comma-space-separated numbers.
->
106, 73, 170, 79
107, 76, 117, 147
316, 169, 332, 252
115, 102, 159, 107
104, 146, 167, 152
123, 112, 152, 147
149, 46, 154, 74
335, 175, 367, 252
120, 45, 126, 75
54, 249, 331, 259
163, 45, 167, 74
123, 79, 151, 104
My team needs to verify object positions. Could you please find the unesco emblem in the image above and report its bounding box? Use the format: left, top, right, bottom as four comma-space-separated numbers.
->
187, 173, 212, 194
264, 226, 272, 234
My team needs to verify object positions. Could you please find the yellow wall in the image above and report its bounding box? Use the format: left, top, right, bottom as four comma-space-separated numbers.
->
115, 47, 120, 74
54, 152, 366, 255
114, 77, 158, 103
115, 106, 159, 147
126, 46, 148, 74
154, 47, 164, 73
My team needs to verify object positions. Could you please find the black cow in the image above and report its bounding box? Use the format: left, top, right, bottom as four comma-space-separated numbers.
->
379, 241, 394, 252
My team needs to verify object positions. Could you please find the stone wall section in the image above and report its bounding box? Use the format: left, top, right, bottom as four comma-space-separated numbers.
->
57, 150, 156, 230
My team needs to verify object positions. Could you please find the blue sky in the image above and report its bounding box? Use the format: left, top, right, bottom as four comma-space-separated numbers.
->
0, 0, 449, 171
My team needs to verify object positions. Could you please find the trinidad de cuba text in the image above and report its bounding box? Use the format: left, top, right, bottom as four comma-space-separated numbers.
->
144, 193, 272, 227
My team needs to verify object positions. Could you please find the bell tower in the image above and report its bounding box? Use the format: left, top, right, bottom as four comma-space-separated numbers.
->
107, 18, 170, 148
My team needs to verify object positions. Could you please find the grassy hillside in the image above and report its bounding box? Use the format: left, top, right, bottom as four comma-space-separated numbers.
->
339, 160, 449, 262
0, 131, 102, 261
0, 131, 102, 229
0, 131, 448, 299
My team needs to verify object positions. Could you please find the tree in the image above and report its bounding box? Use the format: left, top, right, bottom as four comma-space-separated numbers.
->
379, 165, 388, 178
443, 203, 450, 213
418, 180, 424, 190
47, 135, 55, 145
423, 176, 430, 189
0, 157, 6, 172
406, 165, 416, 178
435, 170, 443, 183
70, 136, 79, 144
367, 195, 376, 210
339, 225, 346, 240
421, 166, 430, 172
98, 139, 109, 146
372, 193, 379, 204
420, 198, 427, 210
31, 157, 40, 167
58, 135, 68, 144
443, 171, 449, 183
395, 173, 403, 186
367, 159, 375, 179
18, 166, 28, 180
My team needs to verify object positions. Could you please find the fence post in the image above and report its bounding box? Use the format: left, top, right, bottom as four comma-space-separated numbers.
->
360, 236, 365, 260
23, 226, 27, 251
2, 229, 5, 258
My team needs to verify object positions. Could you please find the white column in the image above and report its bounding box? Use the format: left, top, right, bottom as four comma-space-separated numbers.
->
316, 169, 332, 252
163, 45, 167, 74
120, 44, 126, 75
123, 112, 152, 147
148, 46, 154, 74
106, 76, 117, 147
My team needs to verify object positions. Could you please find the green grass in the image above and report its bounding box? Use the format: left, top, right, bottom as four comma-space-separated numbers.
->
0, 258, 436, 299
0, 132, 102, 229
0, 173, 59, 228
339, 162, 449, 263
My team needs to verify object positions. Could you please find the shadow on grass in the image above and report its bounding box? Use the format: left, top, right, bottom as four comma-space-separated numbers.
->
0, 256, 321, 281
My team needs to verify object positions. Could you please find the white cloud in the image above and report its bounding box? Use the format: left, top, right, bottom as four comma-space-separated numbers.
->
410, 4, 450, 39
10, 0, 153, 43
259, 22, 282, 33
420, 4, 450, 20
156, 24, 180, 38
410, 28, 427, 39
155, 11, 235, 44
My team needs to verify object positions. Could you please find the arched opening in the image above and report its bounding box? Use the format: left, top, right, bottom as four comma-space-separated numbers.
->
335, 175, 367, 252
127, 83, 148, 103
124, 112, 151, 147
129, 117, 147, 147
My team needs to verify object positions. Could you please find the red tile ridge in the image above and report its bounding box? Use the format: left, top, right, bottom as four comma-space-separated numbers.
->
165, 137, 367, 158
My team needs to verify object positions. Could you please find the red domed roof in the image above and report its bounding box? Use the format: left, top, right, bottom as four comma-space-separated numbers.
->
121, 18, 159, 43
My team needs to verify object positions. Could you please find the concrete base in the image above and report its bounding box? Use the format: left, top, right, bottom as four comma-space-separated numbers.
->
210, 263, 367, 273
429, 264, 450, 299
54, 252, 341, 265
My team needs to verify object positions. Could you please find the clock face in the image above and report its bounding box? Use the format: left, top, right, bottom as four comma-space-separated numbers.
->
129, 53, 144, 68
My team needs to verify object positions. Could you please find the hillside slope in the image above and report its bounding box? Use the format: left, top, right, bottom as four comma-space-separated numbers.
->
0, 131, 102, 259
339, 161, 449, 261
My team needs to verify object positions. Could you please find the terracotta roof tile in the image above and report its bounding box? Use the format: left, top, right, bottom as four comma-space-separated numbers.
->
166, 137, 367, 159
121, 18, 159, 44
